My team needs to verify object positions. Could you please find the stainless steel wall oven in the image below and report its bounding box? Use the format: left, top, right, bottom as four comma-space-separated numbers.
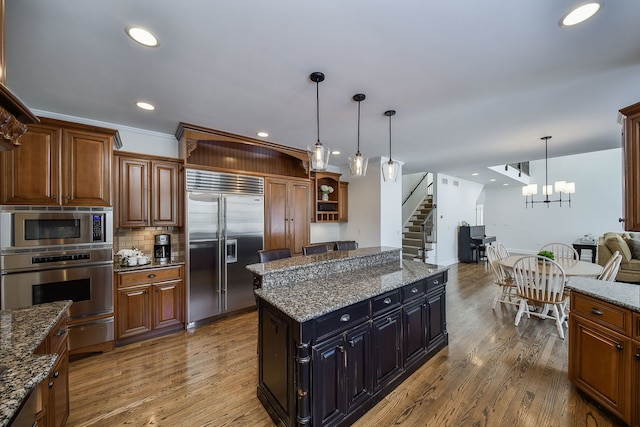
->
1, 206, 114, 353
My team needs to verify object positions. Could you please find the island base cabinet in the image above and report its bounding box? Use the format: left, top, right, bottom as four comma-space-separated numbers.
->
569, 315, 631, 424
372, 309, 402, 390
312, 323, 372, 426
257, 273, 448, 427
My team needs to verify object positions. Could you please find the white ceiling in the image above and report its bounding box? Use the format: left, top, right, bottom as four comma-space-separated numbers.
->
5, 1, 640, 185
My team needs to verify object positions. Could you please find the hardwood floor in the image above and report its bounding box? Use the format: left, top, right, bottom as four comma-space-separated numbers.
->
68, 262, 625, 426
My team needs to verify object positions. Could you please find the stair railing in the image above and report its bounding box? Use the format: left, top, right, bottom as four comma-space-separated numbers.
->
420, 204, 436, 262
403, 174, 431, 206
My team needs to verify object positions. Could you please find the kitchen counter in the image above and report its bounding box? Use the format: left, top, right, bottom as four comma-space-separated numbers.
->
255, 258, 447, 322
0, 300, 72, 427
253, 247, 449, 426
248, 246, 403, 290
113, 258, 185, 273
566, 276, 640, 312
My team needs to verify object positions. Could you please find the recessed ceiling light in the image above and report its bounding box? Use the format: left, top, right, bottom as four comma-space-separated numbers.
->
136, 101, 155, 111
503, 183, 509, 186
472, 173, 479, 176
490, 179, 496, 182
332, 151, 341, 155
560, 2, 602, 27
256, 131, 269, 138
125, 26, 159, 47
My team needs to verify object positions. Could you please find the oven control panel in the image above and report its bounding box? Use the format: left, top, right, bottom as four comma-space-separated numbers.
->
92, 215, 104, 242
32, 253, 91, 264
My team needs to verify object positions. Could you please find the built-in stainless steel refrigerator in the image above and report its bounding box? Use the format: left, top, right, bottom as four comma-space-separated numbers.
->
186, 170, 264, 326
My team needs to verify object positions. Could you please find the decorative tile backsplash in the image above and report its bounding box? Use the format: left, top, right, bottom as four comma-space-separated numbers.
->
114, 227, 185, 261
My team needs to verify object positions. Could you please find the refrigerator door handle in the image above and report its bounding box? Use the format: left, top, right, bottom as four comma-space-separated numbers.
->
226, 239, 238, 263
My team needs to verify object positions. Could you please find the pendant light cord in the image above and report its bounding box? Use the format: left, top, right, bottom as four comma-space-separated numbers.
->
316, 81, 320, 143
388, 113, 392, 160
357, 100, 361, 153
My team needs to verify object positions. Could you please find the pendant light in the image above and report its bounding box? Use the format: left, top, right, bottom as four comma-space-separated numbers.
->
382, 110, 400, 182
349, 94, 368, 177
307, 72, 330, 171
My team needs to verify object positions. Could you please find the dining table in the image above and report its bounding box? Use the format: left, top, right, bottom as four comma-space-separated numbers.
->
498, 255, 603, 278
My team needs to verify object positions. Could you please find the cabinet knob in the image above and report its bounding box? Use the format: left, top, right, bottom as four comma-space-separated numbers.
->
48, 381, 54, 389
148, 274, 156, 278
340, 314, 350, 322
56, 328, 66, 336
66, 195, 71, 200
433, 280, 439, 285
144, 289, 149, 294
590, 307, 603, 316
52, 371, 59, 378
411, 288, 418, 294
383, 297, 392, 305
349, 340, 355, 347
615, 344, 623, 351
635, 353, 640, 360
619, 218, 625, 223
337, 345, 345, 353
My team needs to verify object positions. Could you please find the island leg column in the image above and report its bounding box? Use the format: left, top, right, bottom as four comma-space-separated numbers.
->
296, 341, 311, 426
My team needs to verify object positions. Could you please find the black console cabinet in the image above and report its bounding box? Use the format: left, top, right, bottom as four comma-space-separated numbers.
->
256, 271, 448, 427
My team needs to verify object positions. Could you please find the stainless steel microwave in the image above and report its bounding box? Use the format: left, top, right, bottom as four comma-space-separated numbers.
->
0, 208, 113, 249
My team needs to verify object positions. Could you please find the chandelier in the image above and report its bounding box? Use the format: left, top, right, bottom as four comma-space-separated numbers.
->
522, 136, 575, 208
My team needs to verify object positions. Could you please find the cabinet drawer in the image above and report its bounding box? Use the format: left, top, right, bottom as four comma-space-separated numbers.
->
402, 280, 425, 302
571, 293, 632, 336
372, 290, 401, 317
315, 301, 369, 339
425, 273, 445, 290
48, 317, 69, 356
117, 266, 182, 288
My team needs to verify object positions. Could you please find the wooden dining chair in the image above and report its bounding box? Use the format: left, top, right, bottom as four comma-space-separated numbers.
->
302, 244, 328, 255
597, 251, 622, 282
486, 245, 518, 309
540, 242, 579, 261
496, 242, 510, 259
512, 255, 568, 339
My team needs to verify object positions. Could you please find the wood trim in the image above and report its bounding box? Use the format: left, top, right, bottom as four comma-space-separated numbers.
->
175, 122, 309, 178
114, 150, 184, 164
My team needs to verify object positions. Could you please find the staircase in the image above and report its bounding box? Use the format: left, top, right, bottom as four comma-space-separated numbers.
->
402, 195, 435, 261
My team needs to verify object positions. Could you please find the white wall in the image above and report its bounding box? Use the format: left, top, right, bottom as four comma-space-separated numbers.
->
342, 160, 382, 247
484, 148, 624, 254
434, 173, 484, 265
380, 156, 403, 248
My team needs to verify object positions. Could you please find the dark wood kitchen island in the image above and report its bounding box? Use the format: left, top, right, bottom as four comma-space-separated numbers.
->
247, 247, 449, 427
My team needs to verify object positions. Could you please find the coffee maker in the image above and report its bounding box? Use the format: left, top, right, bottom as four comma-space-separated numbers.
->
154, 234, 171, 263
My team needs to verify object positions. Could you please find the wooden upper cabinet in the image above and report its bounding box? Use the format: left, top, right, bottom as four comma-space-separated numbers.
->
1, 123, 60, 205
115, 152, 182, 228
62, 129, 112, 206
264, 177, 310, 255
152, 161, 181, 226
620, 102, 640, 231
0, 118, 116, 206
118, 157, 149, 227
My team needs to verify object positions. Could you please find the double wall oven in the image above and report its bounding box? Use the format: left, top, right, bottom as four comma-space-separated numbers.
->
1, 207, 114, 353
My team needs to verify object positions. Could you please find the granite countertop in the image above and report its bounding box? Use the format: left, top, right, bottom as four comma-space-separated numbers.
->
567, 276, 640, 312
0, 300, 72, 427
254, 259, 447, 323
113, 258, 185, 273
247, 246, 399, 275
